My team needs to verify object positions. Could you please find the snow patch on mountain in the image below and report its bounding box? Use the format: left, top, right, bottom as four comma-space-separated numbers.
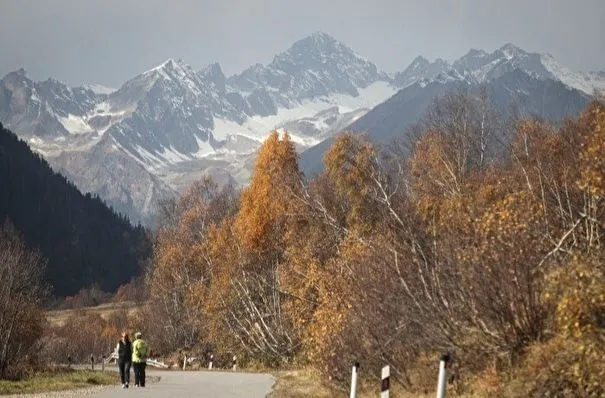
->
243, 102, 333, 138
58, 114, 94, 134
207, 80, 395, 155
448, 44, 605, 95
82, 83, 116, 95
193, 135, 215, 157
212, 118, 248, 141
329, 81, 396, 111
133, 146, 164, 169
541, 54, 605, 95
162, 146, 192, 163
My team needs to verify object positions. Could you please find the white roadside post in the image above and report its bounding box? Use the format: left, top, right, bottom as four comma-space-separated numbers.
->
208, 354, 214, 370
349, 362, 360, 398
381, 365, 390, 398
436, 353, 450, 398
232, 355, 237, 371
183, 354, 187, 371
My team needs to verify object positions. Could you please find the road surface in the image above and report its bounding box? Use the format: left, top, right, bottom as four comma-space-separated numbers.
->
89, 369, 275, 398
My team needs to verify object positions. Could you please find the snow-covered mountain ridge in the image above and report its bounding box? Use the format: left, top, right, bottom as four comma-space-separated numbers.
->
1, 33, 602, 225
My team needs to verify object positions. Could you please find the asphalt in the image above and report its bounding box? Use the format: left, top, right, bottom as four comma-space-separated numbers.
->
88, 368, 275, 398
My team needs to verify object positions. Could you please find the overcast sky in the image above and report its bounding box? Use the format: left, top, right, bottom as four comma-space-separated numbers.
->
1, 0, 604, 88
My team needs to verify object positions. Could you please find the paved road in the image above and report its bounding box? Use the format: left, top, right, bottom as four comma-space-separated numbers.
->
89, 369, 275, 398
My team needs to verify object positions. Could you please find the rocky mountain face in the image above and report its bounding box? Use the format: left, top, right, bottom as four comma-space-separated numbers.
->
50, 135, 176, 228
393, 56, 451, 88
300, 67, 591, 176
449, 43, 605, 94
0, 69, 99, 142
228, 32, 387, 101
1, 34, 602, 226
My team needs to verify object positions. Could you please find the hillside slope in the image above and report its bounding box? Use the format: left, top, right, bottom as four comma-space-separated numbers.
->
0, 123, 150, 296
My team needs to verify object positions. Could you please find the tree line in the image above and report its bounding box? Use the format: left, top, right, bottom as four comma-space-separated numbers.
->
143, 90, 604, 395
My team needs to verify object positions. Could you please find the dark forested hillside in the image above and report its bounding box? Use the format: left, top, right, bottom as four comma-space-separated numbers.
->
0, 123, 151, 296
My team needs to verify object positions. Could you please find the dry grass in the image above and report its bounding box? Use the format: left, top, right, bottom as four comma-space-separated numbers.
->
267, 368, 488, 398
267, 368, 340, 398
45, 301, 142, 327
0, 369, 118, 395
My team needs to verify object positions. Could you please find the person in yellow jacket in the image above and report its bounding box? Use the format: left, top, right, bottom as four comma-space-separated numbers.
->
132, 332, 150, 387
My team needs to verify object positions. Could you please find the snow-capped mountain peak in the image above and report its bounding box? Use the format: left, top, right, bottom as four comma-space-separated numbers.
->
498, 43, 526, 59
295, 31, 341, 48
454, 42, 548, 82
270, 32, 381, 90
2, 68, 31, 88
450, 43, 605, 95
0, 68, 101, 141
200, 62, 225, 79
540, 53, 605, 95
2, 35, 603, 226
408, 56, 430, 71
454, 49, 488, 71
145, 58, 186, 73
394, 55, 452, 88
286, 32, 350, 54
143, 58, 197, 83
271, 32, 369, 70
82, 83, 116, 95
199, 62, 226, 92
225, 32, 384, 101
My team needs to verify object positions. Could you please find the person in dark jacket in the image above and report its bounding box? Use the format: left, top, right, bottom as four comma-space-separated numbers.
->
116, 332, 132, 388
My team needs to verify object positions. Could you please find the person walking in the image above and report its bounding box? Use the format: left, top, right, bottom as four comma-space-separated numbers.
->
116, 332, 132, 388
132, 331, 150, 387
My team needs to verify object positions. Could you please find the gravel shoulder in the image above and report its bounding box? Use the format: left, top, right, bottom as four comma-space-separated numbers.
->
0, 384, 111, 398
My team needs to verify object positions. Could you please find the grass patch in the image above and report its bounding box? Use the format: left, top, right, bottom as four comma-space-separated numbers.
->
267, 368, 340, 398
0, 368, 118, 395
45, 301, 141, 327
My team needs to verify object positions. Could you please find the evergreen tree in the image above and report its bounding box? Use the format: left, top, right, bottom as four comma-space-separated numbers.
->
0, 123, 151, 296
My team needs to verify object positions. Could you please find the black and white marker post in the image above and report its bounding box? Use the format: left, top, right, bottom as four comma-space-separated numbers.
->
381, 365, 390, 398
349, 362, 360, 398
208, 354, 214, 370
232, 355, 237, 371
436, 353, 450, 398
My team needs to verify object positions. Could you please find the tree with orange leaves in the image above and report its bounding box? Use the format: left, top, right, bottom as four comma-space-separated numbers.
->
148, 176, 238, 352
203, 131, 304, 364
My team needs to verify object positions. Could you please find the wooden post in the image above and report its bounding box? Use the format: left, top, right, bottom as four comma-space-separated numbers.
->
90, 354, 94, 371
101, 355, 105, 372
183, 354, 187, 370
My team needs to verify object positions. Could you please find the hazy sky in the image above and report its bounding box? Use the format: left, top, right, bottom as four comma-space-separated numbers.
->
1, 0, 604, 87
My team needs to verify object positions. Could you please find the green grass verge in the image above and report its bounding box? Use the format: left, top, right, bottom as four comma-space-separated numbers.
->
0, 369, 118, 395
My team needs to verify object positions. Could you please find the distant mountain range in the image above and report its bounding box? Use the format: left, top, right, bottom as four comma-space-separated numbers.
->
1, 32, 602, 225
